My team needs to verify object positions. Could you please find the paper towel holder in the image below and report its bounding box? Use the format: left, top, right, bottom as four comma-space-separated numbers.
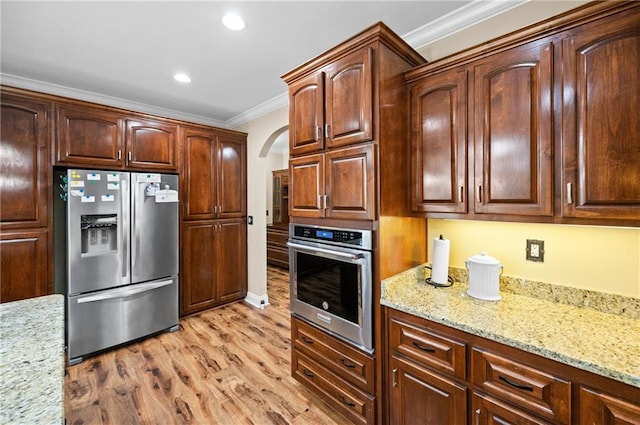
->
424, 267, 453, 287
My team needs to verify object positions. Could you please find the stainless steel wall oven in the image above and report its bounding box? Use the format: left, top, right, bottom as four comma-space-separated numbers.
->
288, 223, 373, 353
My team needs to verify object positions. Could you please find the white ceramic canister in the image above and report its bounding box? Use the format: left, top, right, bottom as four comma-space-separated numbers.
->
465, 252, 503, 301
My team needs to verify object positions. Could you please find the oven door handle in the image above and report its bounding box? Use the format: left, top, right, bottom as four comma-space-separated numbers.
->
287, 241, 364, 261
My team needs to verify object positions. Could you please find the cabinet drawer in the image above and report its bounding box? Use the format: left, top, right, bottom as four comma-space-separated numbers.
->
266, 228, 289, 244
292, 317, 374, 393
472, 348, 571, 424
388, 313, 466, 380
472, 391, 548, 424
293, 349, 374, 425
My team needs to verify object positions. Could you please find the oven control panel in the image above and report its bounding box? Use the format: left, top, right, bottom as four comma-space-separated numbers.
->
291, 224, 372, 250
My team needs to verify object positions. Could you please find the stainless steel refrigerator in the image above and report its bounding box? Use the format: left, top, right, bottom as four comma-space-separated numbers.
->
56, 169, 179, 365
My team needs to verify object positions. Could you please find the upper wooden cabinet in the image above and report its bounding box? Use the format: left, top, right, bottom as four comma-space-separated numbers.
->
560, 9, 640, 222
181, 126, 246, 220
56, 103, 178, 172
289, 144, 375, 220
472, 41, 553, 217
407, 1, 640, 226
288, 47, 373, 156
0, 92, 51, 229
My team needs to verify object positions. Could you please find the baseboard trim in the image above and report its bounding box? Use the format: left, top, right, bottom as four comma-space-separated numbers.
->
244, 292, 270, 310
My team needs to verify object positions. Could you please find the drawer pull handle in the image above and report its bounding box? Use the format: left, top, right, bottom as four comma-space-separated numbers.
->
475, 408, 481, 425
302, 368, 314, 378
301, 336, 313, 344
393, 368, 398, 387
340, 395, 356, 407
499, 375, 533, 391
413, 342, 436, 353
340, 358, 356, 369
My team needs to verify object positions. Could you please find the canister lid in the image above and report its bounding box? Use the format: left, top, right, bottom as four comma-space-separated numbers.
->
467, 252, 501, 265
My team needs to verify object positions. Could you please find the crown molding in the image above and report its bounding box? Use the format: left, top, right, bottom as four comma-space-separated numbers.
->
403, 0, 530, 48
226, 91, 289, 129
0, 73, 227, 128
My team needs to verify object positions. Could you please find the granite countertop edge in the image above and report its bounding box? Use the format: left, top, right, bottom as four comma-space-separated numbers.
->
381, 266, 640, 389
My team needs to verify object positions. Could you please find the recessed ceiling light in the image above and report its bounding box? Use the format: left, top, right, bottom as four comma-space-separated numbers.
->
174, 73, 192, 83
222, 13, 246, 31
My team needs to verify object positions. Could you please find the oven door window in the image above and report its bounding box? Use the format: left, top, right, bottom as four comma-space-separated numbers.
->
295, 252, 360, 325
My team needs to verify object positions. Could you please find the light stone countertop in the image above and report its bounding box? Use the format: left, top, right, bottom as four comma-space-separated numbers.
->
381, 265, 640, 389
0, 294, 65, 424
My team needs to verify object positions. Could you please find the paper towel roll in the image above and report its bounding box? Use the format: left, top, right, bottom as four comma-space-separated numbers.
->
431, 235, 450, 285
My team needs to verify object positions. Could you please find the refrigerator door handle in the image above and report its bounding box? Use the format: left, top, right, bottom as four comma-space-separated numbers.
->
76, 279, 174, 304
133, 176, 141, 276
121, 177, 130, 282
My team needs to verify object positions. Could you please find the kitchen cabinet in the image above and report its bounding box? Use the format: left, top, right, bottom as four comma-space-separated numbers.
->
291, 316, 375, 425
288, 46, 372, 156
181, 219, 246, 314
410, 41, 553, 218
385, 307, 640, 425
271, 169, 289, 227
266, 226, 288, 269
56, 103, 178, 171
560, 9, 640, 222
181, 126, 246, 220
289, 144, 375, 220
407, 1, 639, 226
0, 89, 52, 302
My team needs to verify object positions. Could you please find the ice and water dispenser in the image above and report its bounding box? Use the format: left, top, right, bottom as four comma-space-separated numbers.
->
80, 214, 118, 256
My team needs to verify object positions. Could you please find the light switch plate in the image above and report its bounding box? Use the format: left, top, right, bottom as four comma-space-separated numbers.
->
526, 239, 544, 262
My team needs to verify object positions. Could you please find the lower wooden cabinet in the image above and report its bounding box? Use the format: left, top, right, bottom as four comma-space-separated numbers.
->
180, 218, 246, 315
385, 308, 640, 425
291, 316, 375, 425
266, 225, 288, 269
0, 230, 50, 302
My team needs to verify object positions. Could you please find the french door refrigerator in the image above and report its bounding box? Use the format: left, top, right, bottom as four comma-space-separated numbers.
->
58, 169, 179, 365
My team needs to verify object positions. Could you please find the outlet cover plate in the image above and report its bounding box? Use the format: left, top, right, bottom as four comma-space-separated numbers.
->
526, 239, 544, 262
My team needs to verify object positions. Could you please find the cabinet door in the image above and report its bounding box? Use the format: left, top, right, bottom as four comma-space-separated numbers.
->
473, 42, 553, 216
181, 128, 217, 220
579, 386, 640, 425
389, 356, 467, 425
0, 94, 50, 229
289, 73, 325, 155
325, 47, 373, 149
56, 103, 124, 168
289, 153, 324, 218
181, 221, 217, 314
125, 119, 178, 171
561, 12, 640, 221
216, 219, 247, 303
1, 230, 50, 302
216, 135, 246, 218
411, 70, 467, 214
325, 144, 375, 220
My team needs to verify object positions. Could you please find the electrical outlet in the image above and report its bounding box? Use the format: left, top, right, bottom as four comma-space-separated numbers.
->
526, 239, 544, 262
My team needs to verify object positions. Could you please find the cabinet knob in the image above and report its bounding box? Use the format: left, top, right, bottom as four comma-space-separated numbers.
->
475, 408, 481, 425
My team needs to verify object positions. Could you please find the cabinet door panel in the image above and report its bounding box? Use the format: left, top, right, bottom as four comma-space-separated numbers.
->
56, 104, 124, 167
289, 73, 325, 155
411, 70, 467, 213
217, 136, 246, 218
182, 129, 216, 219
0, 95, 50, 228
181, 222, 217, 314
1, 230, 49, 302
326, 144, 375, 220
289, 154, 324, 218
561, 13, 640, 221
390, 356, 467, 425
325, 47, 373, 149
216, 219, 247, 303
126, 119, 177, 171
579, 386, 640, 425
473, 42, 553, 216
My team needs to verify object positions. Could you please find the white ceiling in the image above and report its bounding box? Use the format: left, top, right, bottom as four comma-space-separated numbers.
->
0, 1, 525, 128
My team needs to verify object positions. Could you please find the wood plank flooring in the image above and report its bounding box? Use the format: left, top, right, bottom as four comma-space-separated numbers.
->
65, 266, 351, 424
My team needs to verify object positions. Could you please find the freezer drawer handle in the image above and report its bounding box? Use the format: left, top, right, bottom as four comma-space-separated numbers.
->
77, 279, 174, 304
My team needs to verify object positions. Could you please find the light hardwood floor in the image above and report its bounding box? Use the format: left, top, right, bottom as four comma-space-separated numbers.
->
65, 266, 350, 424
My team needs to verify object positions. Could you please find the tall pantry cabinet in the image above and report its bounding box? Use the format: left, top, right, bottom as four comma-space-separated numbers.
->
0, 89, 52, 302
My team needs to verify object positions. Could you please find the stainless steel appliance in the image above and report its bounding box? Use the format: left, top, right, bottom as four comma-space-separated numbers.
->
56, 169, 179, 365
288, 223, 373, 353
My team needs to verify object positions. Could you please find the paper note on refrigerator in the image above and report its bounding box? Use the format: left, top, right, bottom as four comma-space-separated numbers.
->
155, 189, 179, 203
